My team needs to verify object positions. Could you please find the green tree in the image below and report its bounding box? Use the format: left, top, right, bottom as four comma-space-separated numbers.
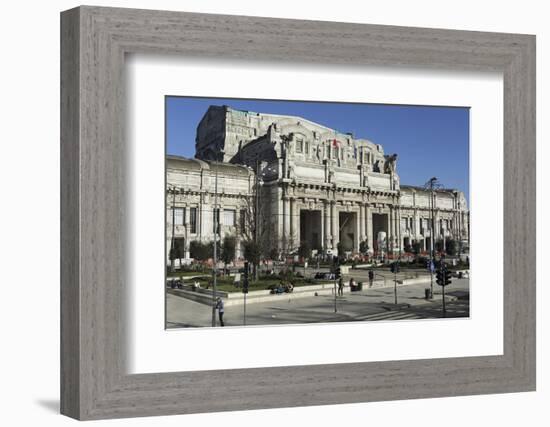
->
445, 238, 459, 256
169, 238, 185, 267
298, 241, 311, 261
269, 246, 280, 261
221, 235, 236, 269
190, 241, 213, 261
243, 239, 261, 280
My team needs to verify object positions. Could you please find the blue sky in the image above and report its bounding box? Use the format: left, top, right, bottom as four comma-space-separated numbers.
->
166, 96, 469, 202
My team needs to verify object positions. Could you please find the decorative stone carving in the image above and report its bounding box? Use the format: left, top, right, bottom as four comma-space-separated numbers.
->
384, 153, 398, 174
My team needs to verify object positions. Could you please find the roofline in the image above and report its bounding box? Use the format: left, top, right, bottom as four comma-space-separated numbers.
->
222, 105, 374, 143
400, 184, 463, 194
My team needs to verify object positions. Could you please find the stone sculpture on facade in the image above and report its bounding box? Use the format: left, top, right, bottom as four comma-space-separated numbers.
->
384, 153, 398, 174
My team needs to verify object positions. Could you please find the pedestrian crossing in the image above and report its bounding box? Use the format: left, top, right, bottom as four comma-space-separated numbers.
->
355, 310, 427, 322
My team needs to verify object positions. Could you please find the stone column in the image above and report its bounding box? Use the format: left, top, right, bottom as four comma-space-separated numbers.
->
294, 202, 301, 248
434, 210, 440, 246
331, 202, 339, 254
354, 209, 361, 252
414, 209, 419, 240
453, 209, 460, 240
199, 197, 205, 241
394, 207, 398, 253
289, 197, 295, 250
235, 209, 241, 259
324, 201, 331, 250
387, 208, 393, 254
396, 207, 401, 251
283, 196, 290, 250
184, 223, 190, 259
366, 204, 373, 254
359, 203, 365, 241
320, 205, 325, 252
397, 206, 403, 253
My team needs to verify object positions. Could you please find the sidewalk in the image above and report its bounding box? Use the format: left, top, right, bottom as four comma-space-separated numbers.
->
166, 278, 469, 328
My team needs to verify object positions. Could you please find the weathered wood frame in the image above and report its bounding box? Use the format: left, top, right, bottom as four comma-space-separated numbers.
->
60, 6, 536, 420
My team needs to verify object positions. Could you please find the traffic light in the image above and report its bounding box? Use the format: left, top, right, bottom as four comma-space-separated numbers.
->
436, 269, 444, 286
335, 267, 342, 279
243, 261, 249, 294
436, 266, 452, 287
444, 269, 452, 286
390, 262, 400, 274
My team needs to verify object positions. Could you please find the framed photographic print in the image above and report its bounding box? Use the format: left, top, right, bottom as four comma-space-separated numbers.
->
61, 6, 536, 420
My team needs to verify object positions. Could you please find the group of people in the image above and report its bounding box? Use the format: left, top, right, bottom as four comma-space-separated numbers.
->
335, 269, 375, 295
272, 281, 294, 294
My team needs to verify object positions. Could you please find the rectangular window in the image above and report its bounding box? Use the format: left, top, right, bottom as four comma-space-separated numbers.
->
223, 209, 236, 226
189, 207, 197, 234
172, 207, 185, 226
305, 141, 309, 154
296, 138, 303, 153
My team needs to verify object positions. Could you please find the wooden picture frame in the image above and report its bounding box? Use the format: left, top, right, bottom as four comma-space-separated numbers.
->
60, 6, 536, 420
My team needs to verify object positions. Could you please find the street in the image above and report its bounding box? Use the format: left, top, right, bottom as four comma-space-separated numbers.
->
166, 277, 470, 328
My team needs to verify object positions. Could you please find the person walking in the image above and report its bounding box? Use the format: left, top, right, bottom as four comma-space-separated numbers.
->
338, 276, 344, 296
368, 269, 374, 288
215, 297, 225, 327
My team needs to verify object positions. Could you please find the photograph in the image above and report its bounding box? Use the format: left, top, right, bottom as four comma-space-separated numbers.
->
165, 97, 470, 328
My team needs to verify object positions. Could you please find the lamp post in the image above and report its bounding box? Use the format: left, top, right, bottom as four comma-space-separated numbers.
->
212, 165, 219, 327
425, 177, 441, 299
211, 150, 224, 327
169, 186, 176, 273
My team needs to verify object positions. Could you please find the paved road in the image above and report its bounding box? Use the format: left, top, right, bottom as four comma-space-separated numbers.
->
166, 278, 469, 328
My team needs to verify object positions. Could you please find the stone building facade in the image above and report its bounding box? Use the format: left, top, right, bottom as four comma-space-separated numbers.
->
167, 105, 469, 262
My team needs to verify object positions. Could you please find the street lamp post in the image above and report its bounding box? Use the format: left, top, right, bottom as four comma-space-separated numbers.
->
212, 166, 219, 327
169, 186, 176, 273
425, 177, 441, 299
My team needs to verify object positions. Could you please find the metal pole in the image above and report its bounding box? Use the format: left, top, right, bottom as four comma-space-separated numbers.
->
442, 264, 447, 318
170, 188, 176, 273
394, 269, 398, 305
430, 180, 435, 299
334, 279, 337, 313
212, 168, 219, 327
244, 292, 247, 326
254, 159, 260, 280
442, 280, 446, 317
